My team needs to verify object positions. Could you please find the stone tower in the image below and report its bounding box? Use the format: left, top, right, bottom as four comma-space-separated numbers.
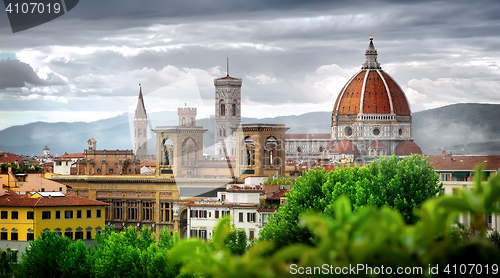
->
87, 138, 97, 151
134, 85, 148, 159
43, 145, 50, 157
178, 106, 197, 127
214, 62, 242, 159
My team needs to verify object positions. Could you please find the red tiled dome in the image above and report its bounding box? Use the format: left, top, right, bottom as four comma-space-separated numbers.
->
330, 140, 359, 154
369, 141, 386, 148
395, 140, 422, 156
333, 38, 411, 117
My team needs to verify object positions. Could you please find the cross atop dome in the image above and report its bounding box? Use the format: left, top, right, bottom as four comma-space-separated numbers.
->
362, 35, 381, 69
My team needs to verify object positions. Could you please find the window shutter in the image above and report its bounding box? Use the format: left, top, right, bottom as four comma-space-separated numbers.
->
215, 210, 219, 218
196, 210, 199, 218
190, 210, 193, 218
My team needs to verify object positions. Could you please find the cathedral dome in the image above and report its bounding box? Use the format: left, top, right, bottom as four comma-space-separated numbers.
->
395, 140, 422, 155
332, 37, 411, 117
330, 140, 359, 155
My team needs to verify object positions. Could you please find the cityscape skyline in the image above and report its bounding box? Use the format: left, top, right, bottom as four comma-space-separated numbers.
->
1, 0, 499, 131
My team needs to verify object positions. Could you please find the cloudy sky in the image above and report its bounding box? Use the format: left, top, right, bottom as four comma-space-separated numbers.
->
0, 0, 499, 131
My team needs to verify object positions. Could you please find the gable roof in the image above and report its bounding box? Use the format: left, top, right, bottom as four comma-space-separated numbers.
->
428, 155, 500, 171
0, 193, 107, 207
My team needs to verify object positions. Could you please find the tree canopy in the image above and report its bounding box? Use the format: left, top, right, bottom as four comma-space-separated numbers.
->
259, 154, 442, 249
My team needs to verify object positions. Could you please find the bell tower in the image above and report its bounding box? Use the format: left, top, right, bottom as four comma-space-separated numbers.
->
214, 59, 242, 159
134, 84, 148, 159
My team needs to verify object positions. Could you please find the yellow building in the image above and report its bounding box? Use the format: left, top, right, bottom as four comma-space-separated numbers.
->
0, 192, 107, 241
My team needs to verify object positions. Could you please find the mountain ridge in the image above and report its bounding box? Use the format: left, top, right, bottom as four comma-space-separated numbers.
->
1, 103, 499, 156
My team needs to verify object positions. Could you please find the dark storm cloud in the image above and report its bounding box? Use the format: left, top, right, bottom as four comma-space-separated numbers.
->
0, 0, 499, 130
0, 59, 66, 90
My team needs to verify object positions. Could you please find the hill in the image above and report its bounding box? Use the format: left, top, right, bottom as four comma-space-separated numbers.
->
0, 103, 499, 156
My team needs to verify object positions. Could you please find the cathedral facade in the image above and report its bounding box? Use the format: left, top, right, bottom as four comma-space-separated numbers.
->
283, 37, 422, 163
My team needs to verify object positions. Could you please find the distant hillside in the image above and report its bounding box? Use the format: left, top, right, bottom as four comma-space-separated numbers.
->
412, 103, 500, 154
1, 103, 499, 156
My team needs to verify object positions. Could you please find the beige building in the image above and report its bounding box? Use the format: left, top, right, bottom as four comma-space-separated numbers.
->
429, 152, 500, 232
76, 140, 141, 175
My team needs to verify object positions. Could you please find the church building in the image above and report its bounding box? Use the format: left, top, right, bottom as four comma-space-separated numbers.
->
284, 36, 422, 164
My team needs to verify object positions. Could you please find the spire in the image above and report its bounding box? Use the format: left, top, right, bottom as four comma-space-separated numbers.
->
362, 35, 381, 69
135, 83, 147, 120
226, 57, 229, 77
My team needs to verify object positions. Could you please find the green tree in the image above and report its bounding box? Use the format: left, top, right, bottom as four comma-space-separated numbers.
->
488, 229, 500, 249
221, 224, 247, 255
259, 154, 442, 249
262, 175, 292, 185
60, 240, 92, 278
91, 226, 180, 278
173, 165, 500, 277
0, 247, 17, 278
18, 231, 72, 278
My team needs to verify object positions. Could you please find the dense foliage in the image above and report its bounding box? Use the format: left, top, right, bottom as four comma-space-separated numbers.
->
16, 226, 183, 278
0, 247, 17, 278
221, 224, 248, 255
3, 163, 499, 278
173, 165, 500, 277
0, 163, 41, 174
262, 175, 293, 185
259, 154, 442, 249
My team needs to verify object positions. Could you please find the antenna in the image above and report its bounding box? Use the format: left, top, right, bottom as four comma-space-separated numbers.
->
226, 57, 229, 76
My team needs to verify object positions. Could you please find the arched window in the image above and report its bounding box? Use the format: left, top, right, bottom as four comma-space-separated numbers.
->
232, 103, 236, 116
182, 117, 186, 126
138, 129, 142, 138
190, 118, 194, 126
220, 102, 226, 116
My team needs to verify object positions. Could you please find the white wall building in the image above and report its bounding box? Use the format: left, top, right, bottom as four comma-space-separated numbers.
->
187, 184, 264, 242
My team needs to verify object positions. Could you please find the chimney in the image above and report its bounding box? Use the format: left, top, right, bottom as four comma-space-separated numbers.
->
441, 150, 446, 156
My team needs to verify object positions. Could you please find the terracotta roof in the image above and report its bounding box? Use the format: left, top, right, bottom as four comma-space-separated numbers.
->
141, 161, 156, 167
285, 133, 331, 140
395, 140, 422, 155
257, 207, 278, 212
57, 153, 84, 159
0, 193, 108, 207
268, 190, 288, 199
369, 141, 386, 148
225, 189, 265, 193
185, 201, 233, 207
330, 140, 359, 154
54, 158, 72, 162
428, 155, 500, 171
216, 75, 240, 80
0, 153, 22, 164
333, 39, 411, 117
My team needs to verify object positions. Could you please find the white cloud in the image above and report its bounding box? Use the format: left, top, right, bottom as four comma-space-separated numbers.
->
20, 94, 41, 100
43, 95, 68, 103
246, 74, 282, 85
